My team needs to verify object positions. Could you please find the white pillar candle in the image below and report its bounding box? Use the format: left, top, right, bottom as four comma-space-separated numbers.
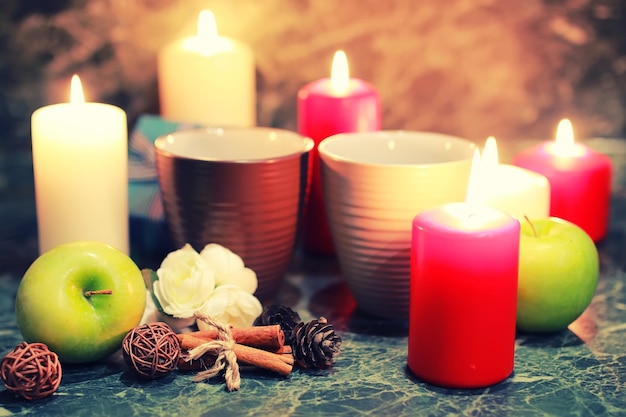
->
31, 75, 129, 254
158, 9, 256, 127
480, 137, 550, 220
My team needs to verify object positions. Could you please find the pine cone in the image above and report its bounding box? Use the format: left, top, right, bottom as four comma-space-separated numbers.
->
253, 304, 302, 346
293, 317, 342, 369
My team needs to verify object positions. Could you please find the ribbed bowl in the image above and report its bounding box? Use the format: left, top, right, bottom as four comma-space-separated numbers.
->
319, 131, 475, 319
155, 127, 313, 301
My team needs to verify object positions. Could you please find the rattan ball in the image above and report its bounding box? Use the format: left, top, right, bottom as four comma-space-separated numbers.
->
0, 342, 62, 400
122, 322, 181, 379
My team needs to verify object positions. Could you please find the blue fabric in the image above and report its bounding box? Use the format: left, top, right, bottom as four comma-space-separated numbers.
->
128, 114, 200, 266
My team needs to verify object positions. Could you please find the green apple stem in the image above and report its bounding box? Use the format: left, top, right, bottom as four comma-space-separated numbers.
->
84, 289, 113, 297
523, 215, 538, 238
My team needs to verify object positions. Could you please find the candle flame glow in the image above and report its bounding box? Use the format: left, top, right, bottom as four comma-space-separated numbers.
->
330, 50, 350, 94
551, 118, 585, 157
482, 136, 499, 169
70, 74, 85, 104
197, 9, 218, 51
465, 138, 499, 207
465, 148, 485, 206
555, 118, 574, 148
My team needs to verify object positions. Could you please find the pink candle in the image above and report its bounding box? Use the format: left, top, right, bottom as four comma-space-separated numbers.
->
297, 50, 381, 255
408, 151, 520, 388
513, 119, 612, 242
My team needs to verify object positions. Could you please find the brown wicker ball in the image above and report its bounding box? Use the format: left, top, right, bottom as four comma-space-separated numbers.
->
122, 322, 181, 379
0, 342, 62, 400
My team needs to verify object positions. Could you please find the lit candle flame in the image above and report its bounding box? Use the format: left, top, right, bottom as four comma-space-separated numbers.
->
70, 74, 85, 104
465, 148, 485, 206
551, 118, 584, 157
197, 9, 218, 53
482, 136, 499, 170
555, 118, 574, 149
466, 138, 500, 206
330, 50, 349, 95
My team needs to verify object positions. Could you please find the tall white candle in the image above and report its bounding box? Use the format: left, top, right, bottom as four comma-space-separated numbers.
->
31, 75, 129, 254
158, 9, 256, 126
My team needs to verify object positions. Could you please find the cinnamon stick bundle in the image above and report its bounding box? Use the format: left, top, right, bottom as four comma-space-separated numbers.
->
185, 325, 284, 352
177, 333, 293, 376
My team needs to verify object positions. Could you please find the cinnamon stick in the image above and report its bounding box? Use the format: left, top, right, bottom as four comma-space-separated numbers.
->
275, 345, 292, 355
178, 333, 223, 351
177, 334, 293, 375
234, 343, 293, 375
184, 325, 284, 351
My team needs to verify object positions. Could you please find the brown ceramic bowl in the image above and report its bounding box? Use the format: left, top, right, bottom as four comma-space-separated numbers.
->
155, 127, 313, 301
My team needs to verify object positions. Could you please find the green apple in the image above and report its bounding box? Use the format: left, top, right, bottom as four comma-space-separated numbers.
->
517, 217, 599, 333
15, 241, 147, 363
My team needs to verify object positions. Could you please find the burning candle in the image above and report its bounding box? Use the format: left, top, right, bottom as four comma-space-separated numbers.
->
297, 50, 381, 255
482, 136, 550, 220
512, 119, 612, 241
408, 150, 519, 388
158, 9, 255, 126
31, 75, 129, 254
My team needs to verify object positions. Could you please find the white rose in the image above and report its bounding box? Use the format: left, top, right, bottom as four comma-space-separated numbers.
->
197, 285, 263, 329
199, 243, 258, 294
153, 244, 216, 318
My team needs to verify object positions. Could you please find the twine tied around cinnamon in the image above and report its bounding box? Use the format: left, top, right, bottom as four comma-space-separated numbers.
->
185, 312, 241, 391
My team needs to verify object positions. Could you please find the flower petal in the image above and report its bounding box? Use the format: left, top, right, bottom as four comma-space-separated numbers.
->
197, 285, 262, 328
153, 243, 216, 318
199, 244, 258, 293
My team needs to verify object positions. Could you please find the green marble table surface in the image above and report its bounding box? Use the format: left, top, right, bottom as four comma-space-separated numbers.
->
1, 138, 626, 416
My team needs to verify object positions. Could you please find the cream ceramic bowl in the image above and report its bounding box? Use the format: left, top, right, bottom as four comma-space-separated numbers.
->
319, 131, 476, 319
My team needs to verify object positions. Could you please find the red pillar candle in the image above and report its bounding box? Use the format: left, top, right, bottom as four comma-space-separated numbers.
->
512, 119, 612, 242
297, 50, 381, 255
408, 151, 520, 389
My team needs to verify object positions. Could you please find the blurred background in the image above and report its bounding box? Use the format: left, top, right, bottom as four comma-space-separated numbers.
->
0, 0, 624, 268
1, 0, 624, 148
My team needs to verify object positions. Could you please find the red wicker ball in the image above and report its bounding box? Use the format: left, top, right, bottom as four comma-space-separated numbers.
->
122, 322, 181, 379
0, 342, 62, 400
